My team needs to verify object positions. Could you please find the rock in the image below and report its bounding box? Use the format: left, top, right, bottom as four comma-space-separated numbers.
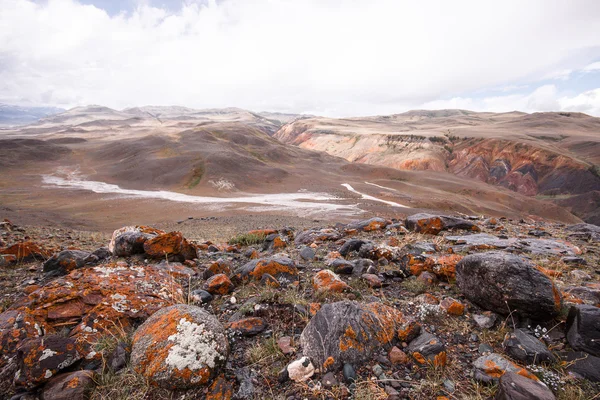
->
204, 274, 234, 295
235, 257, 299, 286
226, 317, 267, 336
202, 259, 232, 279
287, 357, 315, 382
342, 363, 356, 383
440, 297, 465, 316
42, 250, 92, 275
405, 213, 480, 235
417, 271, 437, 285
154, 260, 196, 279
472, 353, 538, 383
502, 329, 555, 364
562, 256, 586, 265
566, 305, 600, 357
456, 252, 561, 320
191, 289, 213, 304
294, 229, 341, 245
443, 379, 456, 394
0, 241, 51, 263
299, 246, 316, 261
562, 351, 600, 382
347, 217, 389, 232
107, 341, 128, 372
473, 312, 499, 329
206, 374, 233, 400
362, 273, 384, 288
331, 259, 354, 275
143, 231, 196, 261
277, 336, 296, 355
15, 335, 81, 388
259, 273, 280, 288
566, 223, 600, 242
41, 370, 96, 400
388, 346, 409, 365
109, 226, 164, 256
313, 270, 350, 293
235, 367, 256, 399
372, 363, 384, 377
339, 239, 367, 257
322, 371, 338, 388
569, 270, 592, 280
406, 332, 446, 365
131, 304, 228, 389
494, 371, 556, 400
300, 301, 419, 370
563, 285, 600, 305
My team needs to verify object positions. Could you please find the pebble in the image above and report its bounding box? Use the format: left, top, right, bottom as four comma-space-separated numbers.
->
343, 363, 357, 383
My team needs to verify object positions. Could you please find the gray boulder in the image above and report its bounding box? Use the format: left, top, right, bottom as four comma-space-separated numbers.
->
406, 332, 445, 362
456, 252, 561, 320
566, 305, 600, 357
494, 371, 556, 400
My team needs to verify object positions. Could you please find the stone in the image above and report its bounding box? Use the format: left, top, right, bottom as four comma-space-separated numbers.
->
235, 257, 299, 286
300, 301, 419, 370
569, 270, 592, 281
131, 304, 228, 389
235, 367, 256, 399
473, 312, 498, 329
331, 259, 354, 274
0, 241, 51, 263
42, 250, 93, 275
566, 223, 600, 242
204, 274, 234, 295
143, 231, 196, 261
347, 217, 389, 232
202, 259, 232, 279
440, 298, 465, 316
502, 329, 555, 364
0, 263, 181, 370
389, 346, 409, 365
294, 229, 341, 245
456, 252, 561, 320
417, 271, 437, 285
362, 273, 384, 288
299, 246, 316, 261
342, 363, 356, 383
339, 239, 367, 257
206, 374, 233, 400
406, 332, 446, 365
472, 353, 538, 383
287, 357, 315, 382
226, 317, 267, 336
191, 289, 214, 304
312, 269, 350, 293
563, 351, 600, 382
41, 370, 96, 400
277, 336, 296, 355
566, 305, 600, 357
259, 273, 280, 288
405, 213, 480, 235
494, 371, 556, 400
109, 226, 164, 256
322, 371, 338, 388
15, 335, 81, 388
107, 341, 128, 372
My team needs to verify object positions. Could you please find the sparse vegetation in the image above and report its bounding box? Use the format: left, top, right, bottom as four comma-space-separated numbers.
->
228, 232, 266, 246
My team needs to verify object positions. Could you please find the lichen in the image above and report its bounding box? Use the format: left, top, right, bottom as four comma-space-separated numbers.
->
165, 318, 225, 371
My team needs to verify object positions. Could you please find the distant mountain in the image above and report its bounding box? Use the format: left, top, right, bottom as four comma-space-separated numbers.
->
0, 104, 65, 126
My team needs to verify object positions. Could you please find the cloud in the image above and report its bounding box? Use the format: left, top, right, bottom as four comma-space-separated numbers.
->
0, 0, 599, 116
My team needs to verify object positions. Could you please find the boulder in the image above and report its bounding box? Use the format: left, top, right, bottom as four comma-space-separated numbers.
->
313, 270, 350, 293
405, 213, 480, 235
566, 223, 600, 242
566, 305, 600, 357
456, 252, 561, 320
346, 217, 389, 232
14, 335, 81, 388
299, 246, 316, 261
494, 371, 556, 400
202, 259, 232, 279
473, 353, 538, 383
41, 370, 96, 400
563, 351, 600, 382
131, 304, 228, 389
362, 273, 384, 288
109, 226, 164, 256
206, 374, 233, 400
294, 229, 341, 245
0, 241, 50, 263
300, 301, 420, 370
331, 259, 354, 275
42, 250, 93, 275
235, 257, 299, 285
502, 329, 555, 364
287, 357, 315, 382
440, 297, 465, 316
406, 332, 446, 365
204, 274, 234, 295
143, 231, 196, 261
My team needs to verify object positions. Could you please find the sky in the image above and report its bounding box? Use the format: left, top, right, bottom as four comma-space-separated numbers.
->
1, 0, 599, 117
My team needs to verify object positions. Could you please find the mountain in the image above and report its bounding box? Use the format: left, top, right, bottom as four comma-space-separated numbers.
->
275, 110, 600, 223
0, 104, 64, 126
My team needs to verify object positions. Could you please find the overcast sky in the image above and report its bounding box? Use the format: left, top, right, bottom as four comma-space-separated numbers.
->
1, 0, 599, 117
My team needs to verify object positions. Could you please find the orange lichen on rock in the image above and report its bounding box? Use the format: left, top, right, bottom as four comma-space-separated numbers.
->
249, 259, 298, 281
272, 237, 287, 249
433, 351, 447, 367
143, 231, 196, 260
536, 265, 563, 278
433, 254, 463, 281
413, 352, 426, 364
205, 260, 232, 277
0, 241, 51, 262
204, 274, 234, 295
206, 374, 233, 400
313, 270, 350, 293
323, 356, 335, 370
440, 298, 465, 316
406, 254, 435, 276
309, 303, 321, 316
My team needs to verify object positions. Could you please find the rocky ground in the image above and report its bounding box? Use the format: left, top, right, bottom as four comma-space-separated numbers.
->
0, 214, 599, 400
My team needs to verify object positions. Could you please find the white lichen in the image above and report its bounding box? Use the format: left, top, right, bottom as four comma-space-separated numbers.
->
39, 349, 57, 361
165, 318, 225, 371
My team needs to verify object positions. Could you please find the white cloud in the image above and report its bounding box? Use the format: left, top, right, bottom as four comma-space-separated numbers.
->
1, 0, 600, 116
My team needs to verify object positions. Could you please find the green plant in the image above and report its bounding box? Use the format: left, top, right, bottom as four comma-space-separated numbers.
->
228, 232, 266, 246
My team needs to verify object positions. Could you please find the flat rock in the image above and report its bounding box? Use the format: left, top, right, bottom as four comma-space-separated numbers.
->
406, 332, 446, 364
41, 370, 96, 400
42, 250, 93, 275
473, 353, 538, 383
313, 270, 350, 293
494, 371, 555, 400
294, 228, 341, 245
566, 305, 600, 357
405, 213, 480, 235
562, 351, 600, 382
502, 329, 555, 364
